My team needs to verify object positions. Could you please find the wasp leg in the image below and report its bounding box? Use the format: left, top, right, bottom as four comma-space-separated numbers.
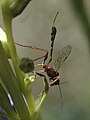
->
35, 72, 49, 111
49, 76, 63, 107
36, 72, 49, 93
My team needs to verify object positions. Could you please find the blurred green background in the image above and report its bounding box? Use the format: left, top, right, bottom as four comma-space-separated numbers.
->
0, 0, 90, 120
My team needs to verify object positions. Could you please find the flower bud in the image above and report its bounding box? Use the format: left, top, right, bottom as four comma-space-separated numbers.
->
19, 57, 34, 73
0, 0, 32, 18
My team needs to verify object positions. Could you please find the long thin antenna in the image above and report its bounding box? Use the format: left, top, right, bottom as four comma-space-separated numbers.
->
53, 11, 59, 25
48, 11, 59, 65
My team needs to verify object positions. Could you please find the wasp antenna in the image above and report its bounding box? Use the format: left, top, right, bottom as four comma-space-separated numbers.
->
53, 11, 59, 25
48, 11, 59, 65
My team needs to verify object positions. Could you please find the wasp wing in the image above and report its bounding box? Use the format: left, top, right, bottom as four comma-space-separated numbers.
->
53, 45, 72, 70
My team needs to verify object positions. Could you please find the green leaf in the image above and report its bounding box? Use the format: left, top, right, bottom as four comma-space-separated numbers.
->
0, 41, 31, 120
0, 81, 19, 120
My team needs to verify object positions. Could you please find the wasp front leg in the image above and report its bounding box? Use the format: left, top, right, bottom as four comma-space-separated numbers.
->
35, 72, 49, 111
36, 72, 49, 93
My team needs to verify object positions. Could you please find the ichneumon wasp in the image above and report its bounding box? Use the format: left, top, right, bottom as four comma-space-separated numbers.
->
16, 11, 72, 105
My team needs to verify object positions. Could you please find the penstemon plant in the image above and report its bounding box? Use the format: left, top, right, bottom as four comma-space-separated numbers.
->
0, 0, 49, 120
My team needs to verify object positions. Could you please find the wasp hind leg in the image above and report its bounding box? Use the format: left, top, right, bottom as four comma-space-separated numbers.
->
49, 77, 63, 107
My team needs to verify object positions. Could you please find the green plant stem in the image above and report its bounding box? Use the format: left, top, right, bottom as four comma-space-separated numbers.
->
36, 91, 48, 112
2, 12, 25, 91
2, 8, 36, 117
0, 42, 31, 120
25, 87, 36, 116
31, 112, 42, 120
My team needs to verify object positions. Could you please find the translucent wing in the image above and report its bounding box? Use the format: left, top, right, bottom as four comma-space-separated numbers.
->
54, 45, 72, 70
